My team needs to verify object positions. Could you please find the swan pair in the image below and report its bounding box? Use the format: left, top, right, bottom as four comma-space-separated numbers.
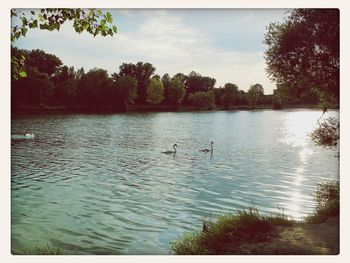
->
161, 142, 214, 154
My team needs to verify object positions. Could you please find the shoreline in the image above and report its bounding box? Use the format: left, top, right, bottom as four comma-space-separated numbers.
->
11, 104, 337, 115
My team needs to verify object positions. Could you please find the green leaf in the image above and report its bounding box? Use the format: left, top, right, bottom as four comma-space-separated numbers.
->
101, 19, 107, 31
19, 71, 27, 78
106, 12, 113, 24
33, 20, 38, 28
21, 28, 28, 36
21, 17, 28, 26
113, 25, 117, 33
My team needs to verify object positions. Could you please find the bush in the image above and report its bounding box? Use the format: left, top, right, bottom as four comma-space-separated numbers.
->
306, 181, 339, 223
188, 90, 215, 110
310, 117, 339, 147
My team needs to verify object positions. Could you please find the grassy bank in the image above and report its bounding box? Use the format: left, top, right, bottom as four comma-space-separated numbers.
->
15, 244, 62, 255
171, 181, 339, 255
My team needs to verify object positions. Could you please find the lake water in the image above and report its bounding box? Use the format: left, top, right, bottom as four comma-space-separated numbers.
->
11, 109, 339, 255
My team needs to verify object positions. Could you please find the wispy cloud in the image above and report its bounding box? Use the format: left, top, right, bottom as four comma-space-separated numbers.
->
13, 9, 287, 93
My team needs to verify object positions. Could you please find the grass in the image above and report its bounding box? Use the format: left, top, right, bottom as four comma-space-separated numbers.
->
306, 180, 339, 223
171, 207, 294, 255
17, 244, 62, 255
171, 181, 339, 255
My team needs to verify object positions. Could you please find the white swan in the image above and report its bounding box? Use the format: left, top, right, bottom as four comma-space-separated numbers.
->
11, 133, 35, 140
199, 142, 213, 152
162, 144, 177, 154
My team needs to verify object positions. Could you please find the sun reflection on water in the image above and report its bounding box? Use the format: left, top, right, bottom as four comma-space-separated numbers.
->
280, 112, 318, 219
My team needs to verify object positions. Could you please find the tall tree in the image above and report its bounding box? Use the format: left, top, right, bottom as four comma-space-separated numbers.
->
111, 75, 137, 110
221, 83, 239, 109
264, 9, 339, 107
168, 77, 186, 105
184, 71, 216, 104
146, 78, 164, 105
247, 84, 264, 106
12, 68, 54, 107
186, 71, 216, 93
26, 49, 63, 77
51, 66, 78, 105
119, 62, 156, 104
76, 68, 112, 108
161, 73, 171, 104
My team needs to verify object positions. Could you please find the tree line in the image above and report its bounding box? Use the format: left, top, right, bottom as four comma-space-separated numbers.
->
11, 47, 321, 111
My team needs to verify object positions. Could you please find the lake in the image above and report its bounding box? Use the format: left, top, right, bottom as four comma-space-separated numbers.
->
11, 109, 339, 255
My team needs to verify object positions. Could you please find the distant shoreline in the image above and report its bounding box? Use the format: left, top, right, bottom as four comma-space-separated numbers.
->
11, 104, 338, 115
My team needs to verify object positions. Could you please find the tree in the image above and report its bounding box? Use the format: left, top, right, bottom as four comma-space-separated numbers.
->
188, 90, 215, 110
221, 83, 239, 109
146, 78, 164, 105
12, 67, 54, 107
183, 71, 216, 105
119, 62, 156, 104
173, 73, 188, 85
247, 84, 264, 106
264, 9, 339, 107
11, 8, 117, 79
51, 66, 78, 105
112, 75, 137, 109
161, 73, 171, 104
168, 77, 186, 105
236, 90, 248, 106
26, 49, 63, 77
76, 68, 112, 108
186, 71, 216, 92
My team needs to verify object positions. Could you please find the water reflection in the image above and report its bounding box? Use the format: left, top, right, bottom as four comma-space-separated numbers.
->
11, 110, 339, 254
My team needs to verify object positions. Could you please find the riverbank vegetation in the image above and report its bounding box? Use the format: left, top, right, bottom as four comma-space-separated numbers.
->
10, 48, 328, 113
171, 181, 339, 255
11, 9, 338, 113
16, 244, 61, 255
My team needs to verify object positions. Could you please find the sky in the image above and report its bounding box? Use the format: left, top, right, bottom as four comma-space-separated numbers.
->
13, 9, 291, 94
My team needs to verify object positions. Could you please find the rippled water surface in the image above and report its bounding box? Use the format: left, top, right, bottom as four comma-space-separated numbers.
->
11, 110, 339, 254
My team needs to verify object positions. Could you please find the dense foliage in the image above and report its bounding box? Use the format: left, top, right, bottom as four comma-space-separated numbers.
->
146, 78, 164, 105
188, 90, 215, 110
310, 117, 339, 147
11, 47, 324, 111
265, 9, 339, 108
167, 77, 186, 105
11, 9, 117, 80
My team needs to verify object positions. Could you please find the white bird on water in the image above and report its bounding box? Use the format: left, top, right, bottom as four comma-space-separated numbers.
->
11, 133, 35, 140
199, 142, 214, 153
162, 144, 177, 154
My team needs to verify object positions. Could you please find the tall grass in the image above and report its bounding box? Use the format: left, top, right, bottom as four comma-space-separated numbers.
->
16, 244, 62, 255
306, 180, 339, 223
171, 207, 294, 255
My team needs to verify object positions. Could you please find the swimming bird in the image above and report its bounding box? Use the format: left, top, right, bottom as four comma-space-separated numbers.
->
161, 144, 177, 154
199, 142, 214, 152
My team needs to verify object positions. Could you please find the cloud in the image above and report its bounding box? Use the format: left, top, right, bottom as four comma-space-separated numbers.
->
14, 10, 277, 93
